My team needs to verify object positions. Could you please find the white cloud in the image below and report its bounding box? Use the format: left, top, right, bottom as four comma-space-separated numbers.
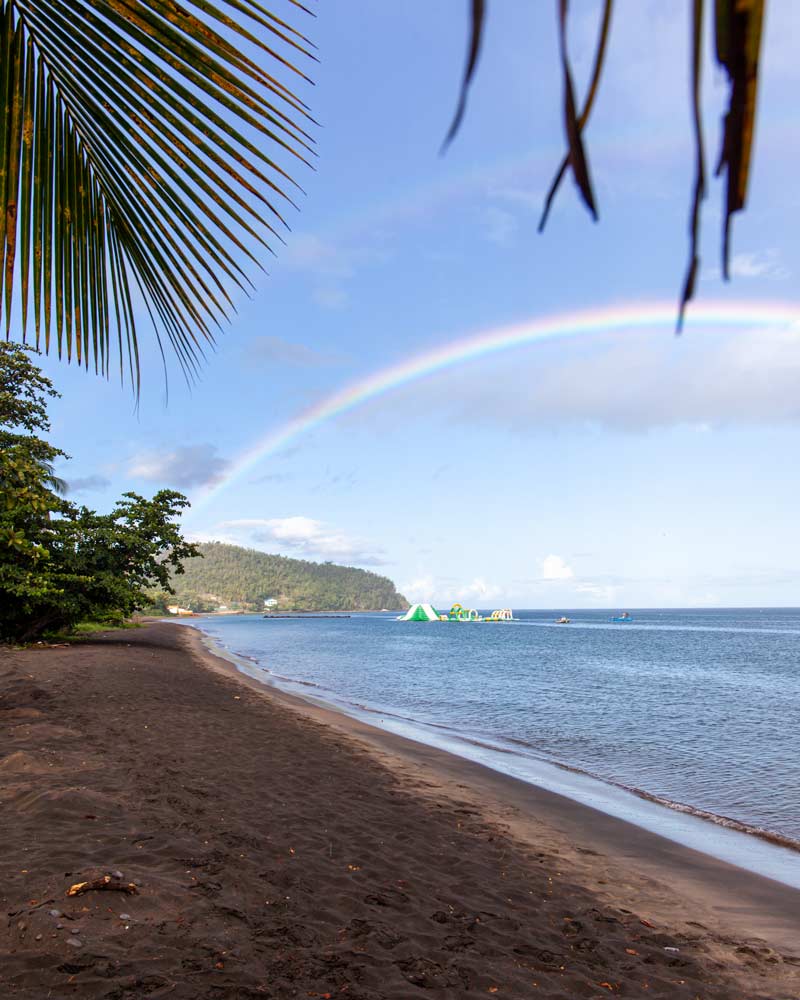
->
284, 233, 388, 311
245, 335, 339, 366
401, 575, 437, 602
220, 516, 385, 566
129, 444, 228, 488
65, 474, 110, 495
454, 577, 503, 602
394, 324, 800, 432
729, 249, 789, 280
575, 581, 618, 603
313, 285, 349, 310
541, 555, 574, 580
285, 234, 355, 280
483, 206, 517, 246
283, 234, 354, 310
487, 184, 540, 212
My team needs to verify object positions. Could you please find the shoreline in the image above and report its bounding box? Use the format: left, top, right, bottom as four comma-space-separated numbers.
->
184, 618, 800, 889
3, 622, 800, 999
182, 622, 800, 954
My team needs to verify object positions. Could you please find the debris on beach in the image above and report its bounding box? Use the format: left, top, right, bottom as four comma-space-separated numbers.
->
66, 875, 138, 897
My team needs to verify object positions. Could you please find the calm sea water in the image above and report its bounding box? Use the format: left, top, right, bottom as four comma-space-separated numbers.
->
187, 608, 800, 854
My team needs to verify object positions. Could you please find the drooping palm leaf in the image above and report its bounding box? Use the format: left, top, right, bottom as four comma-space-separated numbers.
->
714, 0, 764, 278
1, 0, 316, 388
538, 0, 613, 233
555, 0, 598, 222
678, 0, 707, 332
441, 0, 485, 153
446, 1, 767, 323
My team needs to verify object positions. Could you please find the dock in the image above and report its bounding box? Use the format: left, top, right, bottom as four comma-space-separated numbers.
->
262, 614, 352, 619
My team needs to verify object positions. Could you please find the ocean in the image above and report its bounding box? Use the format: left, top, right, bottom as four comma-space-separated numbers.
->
184, 607, 800, 885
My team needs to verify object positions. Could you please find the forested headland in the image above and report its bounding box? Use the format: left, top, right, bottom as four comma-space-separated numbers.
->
150, 542, 409, 613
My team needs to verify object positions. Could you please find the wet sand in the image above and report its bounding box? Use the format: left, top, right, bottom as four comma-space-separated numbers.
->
2, 622, 799, 999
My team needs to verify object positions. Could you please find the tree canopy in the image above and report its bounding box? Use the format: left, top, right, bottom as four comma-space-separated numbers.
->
0, 342, 199, 641
165, 541, 409, 613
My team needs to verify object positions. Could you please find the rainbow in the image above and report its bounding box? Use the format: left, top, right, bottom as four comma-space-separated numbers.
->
192, 299, 800, 511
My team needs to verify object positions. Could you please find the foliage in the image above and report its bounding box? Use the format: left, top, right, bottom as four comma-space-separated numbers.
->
0, 1, 315, 386
0, 336, 60, 430
141, 590, 172, 615
0, 0, 766, 385
0, 343, 199, 641
0, 342, 68, 598
47, 616, 142, 644
38, 490, 201, 632
1, 3, 771, 388
170, 541, 409, 613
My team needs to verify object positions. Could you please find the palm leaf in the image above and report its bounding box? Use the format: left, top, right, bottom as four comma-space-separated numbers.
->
678, 0, 707, 332
1, 0, 316, 387
446, 1, 766, 325
538, 0, 613, 232
714, 0, 764, 279
441, 0, 486, 153
556, 0, 598, 222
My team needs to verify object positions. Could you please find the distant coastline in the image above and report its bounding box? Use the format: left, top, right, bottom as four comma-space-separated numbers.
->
148, 541, 409, 616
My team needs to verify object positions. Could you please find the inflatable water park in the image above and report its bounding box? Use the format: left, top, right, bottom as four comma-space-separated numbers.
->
398, 603, 516, 623
399, 606, 634, 624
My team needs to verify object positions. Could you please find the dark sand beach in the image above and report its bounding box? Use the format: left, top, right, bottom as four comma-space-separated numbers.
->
2, 622, 799, 999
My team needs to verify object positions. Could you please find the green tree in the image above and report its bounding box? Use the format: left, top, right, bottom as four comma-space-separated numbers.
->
37, 490, 201, 636
0, 343, 200, 641
186, 594, 218, 614
141, 590, 172, 615
0, 342, 71, 632
168, 541, 409, 613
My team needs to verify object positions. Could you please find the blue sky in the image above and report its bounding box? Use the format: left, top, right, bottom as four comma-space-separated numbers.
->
38, 1, 800, 607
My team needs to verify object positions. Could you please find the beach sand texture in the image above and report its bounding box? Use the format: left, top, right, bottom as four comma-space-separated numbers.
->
1, 623, 799, 999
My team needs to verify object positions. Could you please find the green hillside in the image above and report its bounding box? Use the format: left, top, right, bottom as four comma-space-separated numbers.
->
165, 542, 409, 612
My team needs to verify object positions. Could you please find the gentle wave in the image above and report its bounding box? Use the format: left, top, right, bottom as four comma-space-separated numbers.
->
474, 732, 800, 854
225, 657, 800, 856
184, 610, 800, 869
350, 713, 800, 856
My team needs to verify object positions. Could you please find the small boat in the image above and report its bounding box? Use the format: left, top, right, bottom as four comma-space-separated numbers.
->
610, 611, 632, 622
555, 616, 571, 624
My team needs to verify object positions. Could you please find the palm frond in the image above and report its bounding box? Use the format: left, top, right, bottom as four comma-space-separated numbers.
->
555, 0, 598, 222
1, 0, 316, 388
446, 0, 767, 325
714, 0, 764, 278
678, 0, 707, 332
441, 0, 486, 153
538, 0, 613, 233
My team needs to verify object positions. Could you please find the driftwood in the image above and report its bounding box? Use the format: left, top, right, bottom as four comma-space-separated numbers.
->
66, 875, 138, 897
